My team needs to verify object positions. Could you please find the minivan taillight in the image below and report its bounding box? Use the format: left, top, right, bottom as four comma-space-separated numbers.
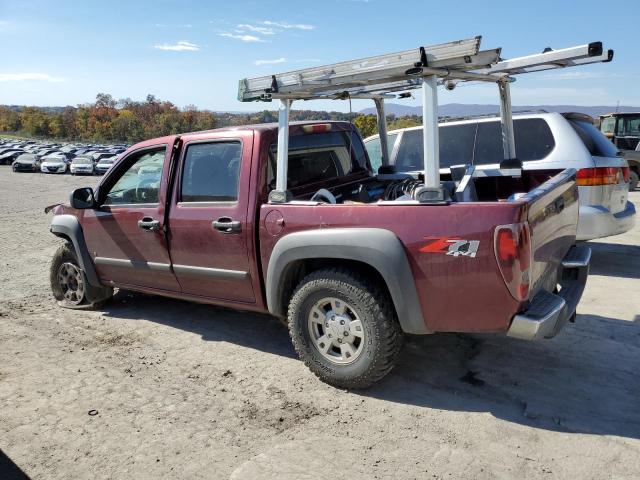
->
621, 167, 630, 183
576, 167, 623, 186
494, 222, 531, 302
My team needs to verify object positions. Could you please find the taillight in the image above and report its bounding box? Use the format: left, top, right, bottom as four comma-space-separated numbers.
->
621, 167, 630, 183
302, 123, 332, 134
494, 222, 531, 302
576, 167, 624, 186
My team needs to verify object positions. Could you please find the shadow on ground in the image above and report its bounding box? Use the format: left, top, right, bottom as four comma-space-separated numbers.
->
100, 244, 640, 440
0, 449, 29, 480
587, 241, 640, 279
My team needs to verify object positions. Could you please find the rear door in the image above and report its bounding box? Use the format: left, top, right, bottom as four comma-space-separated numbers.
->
167, 131, 256, 303
82, 141, 181, 291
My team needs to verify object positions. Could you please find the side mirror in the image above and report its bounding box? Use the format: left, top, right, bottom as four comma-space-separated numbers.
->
70, 187, 95, 209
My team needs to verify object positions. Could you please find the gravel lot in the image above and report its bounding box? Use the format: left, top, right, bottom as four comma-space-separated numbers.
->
1, 166, 639, 479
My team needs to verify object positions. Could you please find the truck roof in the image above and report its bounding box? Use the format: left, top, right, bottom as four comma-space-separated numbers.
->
185, 120, 356, 136
600, 112, 640, 118
124, 121, 358, 156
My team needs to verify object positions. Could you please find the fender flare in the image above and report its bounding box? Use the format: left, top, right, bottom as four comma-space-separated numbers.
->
266, 228, 430, 334
50, 214, 102, 288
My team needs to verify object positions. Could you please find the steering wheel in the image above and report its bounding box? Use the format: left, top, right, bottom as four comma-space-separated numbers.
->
310, 188, 337, 204
136, 179, 158, 203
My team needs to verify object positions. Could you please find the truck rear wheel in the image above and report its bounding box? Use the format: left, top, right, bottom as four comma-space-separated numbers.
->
50, 242, 113, 309
287, 268, 403, 389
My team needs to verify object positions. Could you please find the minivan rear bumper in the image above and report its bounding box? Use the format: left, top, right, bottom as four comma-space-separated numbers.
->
507, 245, 590, 340
576, 201, 636, 241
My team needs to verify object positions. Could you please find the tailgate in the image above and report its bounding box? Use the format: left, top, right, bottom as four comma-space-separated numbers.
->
520, 168, 580, 297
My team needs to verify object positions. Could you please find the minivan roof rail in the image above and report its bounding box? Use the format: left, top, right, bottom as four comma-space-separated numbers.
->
237, 37, 614, 204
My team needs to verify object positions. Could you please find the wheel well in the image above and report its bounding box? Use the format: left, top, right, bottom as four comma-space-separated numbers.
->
52, 232, 73, 246
278, 258, 394, 317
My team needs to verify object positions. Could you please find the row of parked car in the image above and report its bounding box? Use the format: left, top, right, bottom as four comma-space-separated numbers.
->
0, 139, 128, 175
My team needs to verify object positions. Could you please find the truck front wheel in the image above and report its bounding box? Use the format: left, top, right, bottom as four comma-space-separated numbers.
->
287, 268, 403, 389
50, 242, 113, 309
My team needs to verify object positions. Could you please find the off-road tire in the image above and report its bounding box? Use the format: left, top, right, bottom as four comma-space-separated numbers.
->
50, 242, 113, 309
287, 268, 403, 389
629, 170, 639, 191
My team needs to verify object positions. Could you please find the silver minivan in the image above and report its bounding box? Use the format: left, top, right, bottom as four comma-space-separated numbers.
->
364, 112, 635, 241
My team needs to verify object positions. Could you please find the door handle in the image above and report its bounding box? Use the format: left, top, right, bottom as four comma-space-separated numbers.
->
138, 217, 161, 232
212, 217, 242, 234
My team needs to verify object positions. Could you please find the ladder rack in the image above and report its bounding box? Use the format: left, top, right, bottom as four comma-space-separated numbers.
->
236, 37, 614, 204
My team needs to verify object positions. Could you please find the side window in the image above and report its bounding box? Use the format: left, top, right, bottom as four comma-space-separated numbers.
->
181, 142, 242, 202
396, 125, 477, 171
364, 133, 397, 173
395, 130, 423, 171
440, 124, 476, 168
103, 147, 166, 205
474, 119, 556, 165
474, 122, 503, 165
513, 119, 556, 161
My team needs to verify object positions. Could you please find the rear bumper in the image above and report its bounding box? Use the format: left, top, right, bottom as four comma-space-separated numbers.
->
507, 245, 591, 340
577, 201, 636, 241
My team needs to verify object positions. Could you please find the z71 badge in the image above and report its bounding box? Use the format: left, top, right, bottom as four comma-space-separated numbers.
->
419, 237, 480, 258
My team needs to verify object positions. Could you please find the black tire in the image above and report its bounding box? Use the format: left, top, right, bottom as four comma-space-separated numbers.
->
287, 268, 403, 389
629, 170, 639, 191
50, 242, 113, 309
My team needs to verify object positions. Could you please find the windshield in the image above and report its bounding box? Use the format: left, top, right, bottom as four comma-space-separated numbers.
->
73, 157, 92, 164
17, 155, 36, 162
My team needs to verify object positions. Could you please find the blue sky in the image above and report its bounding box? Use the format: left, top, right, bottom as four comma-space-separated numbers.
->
1, 0, 639, 112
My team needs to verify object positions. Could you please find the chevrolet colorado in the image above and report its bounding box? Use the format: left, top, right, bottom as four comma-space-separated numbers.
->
48, 121, 590, 388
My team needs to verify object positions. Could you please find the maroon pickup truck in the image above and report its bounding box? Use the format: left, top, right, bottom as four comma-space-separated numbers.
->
48, 121, 590, 388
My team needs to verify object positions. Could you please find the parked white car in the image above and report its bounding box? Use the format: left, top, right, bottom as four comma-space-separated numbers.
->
94, 156, 118, 175
70, 156, 94, 175
40, 154, 69, 174
364, 112, 635, 241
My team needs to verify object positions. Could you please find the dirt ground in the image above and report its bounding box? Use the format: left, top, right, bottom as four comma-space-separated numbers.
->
0, 166, 638, 480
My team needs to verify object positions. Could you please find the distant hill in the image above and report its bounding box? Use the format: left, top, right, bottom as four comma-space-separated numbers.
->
359, 103, 640, 118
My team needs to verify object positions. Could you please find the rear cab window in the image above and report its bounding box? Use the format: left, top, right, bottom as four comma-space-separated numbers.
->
268, 129, 370, 195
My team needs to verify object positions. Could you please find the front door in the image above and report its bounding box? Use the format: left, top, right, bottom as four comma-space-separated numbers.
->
167, 132, 256, 303
81, 143, 181, 291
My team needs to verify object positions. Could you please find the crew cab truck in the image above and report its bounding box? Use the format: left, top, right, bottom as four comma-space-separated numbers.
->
48, 37, 603, 387
48, 121, 589, 388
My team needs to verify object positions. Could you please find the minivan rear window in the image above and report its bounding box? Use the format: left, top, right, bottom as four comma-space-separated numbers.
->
568, 119, 619, 158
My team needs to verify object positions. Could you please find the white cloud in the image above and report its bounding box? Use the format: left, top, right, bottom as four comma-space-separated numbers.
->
238, 24, 276, 35
153, 41, 200, 51
255, 57, 287, 66
262, 20, 315, 30
219, 33, 265, 42
0, 73, 64, 82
